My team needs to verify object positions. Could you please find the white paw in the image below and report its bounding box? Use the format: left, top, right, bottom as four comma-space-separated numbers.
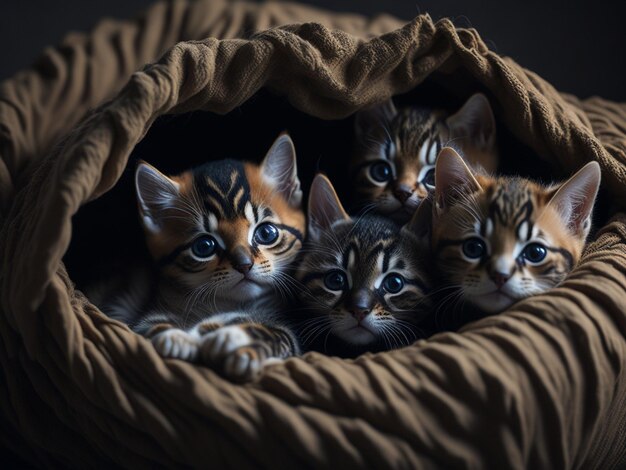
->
200, 326, 251, 363
223, 347, 262, 382
151, 329, 200, 362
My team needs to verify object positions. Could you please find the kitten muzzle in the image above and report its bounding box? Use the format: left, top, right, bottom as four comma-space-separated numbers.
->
489, 270, 511, 289
347, 289, 374, 321
230, 246, 254, 274
393, 184, 413, 203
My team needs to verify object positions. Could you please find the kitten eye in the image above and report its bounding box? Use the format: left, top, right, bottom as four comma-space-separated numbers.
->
254, 222, 279, 245
462, 237, 486, 259
522, 243, 547, 264
191, 235, 217, 259
382, 273, 404, 293
369, 161, 392, 183
422, 168, 435, 188
324, 270, 347, 291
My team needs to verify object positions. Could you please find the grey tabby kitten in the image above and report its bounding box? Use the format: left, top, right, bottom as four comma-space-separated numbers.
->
91, 134, 305, 381
351, 93, 498, 223
294, 174, 432, 357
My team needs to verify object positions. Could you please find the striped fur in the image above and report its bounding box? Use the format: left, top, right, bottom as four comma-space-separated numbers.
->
351, 93, 498, 223
96, 134, 305, 381
295, 175, 431, 356
431, 147, 600, 314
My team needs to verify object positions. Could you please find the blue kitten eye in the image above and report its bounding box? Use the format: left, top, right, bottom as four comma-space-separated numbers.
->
191, 236, 217, 259
324, 270, 347, 291
382, 273, 404, 293
462, 237, 486, 259
254, 222, 279, 245
422, 168, 435, 188
369, 161, 392, 183
522, 243, 547, 263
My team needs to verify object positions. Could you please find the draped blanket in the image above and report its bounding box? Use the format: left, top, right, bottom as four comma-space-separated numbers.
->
1, 0, 625, 467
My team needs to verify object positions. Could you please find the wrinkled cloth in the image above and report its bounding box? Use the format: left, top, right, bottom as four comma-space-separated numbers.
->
0, 0, 625, 467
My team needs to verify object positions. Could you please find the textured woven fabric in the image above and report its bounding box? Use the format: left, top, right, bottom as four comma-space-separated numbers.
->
1, 0, 625, 467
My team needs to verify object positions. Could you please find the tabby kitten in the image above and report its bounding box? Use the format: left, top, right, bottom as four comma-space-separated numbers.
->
431, 147, 601, 314
295, 174, 431, 357
351, 93, 497, 223
98, 134, 305, 381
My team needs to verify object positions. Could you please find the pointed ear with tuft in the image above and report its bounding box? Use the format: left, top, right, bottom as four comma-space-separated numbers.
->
354, 98, 397, 140
261, 133, 302, 208
547, 161, 601, 239
434, 147, 482, 216
135, 162, 181, 234
307, 174, 350, 239
446, 93, 496, 150
402, 197, 433, 247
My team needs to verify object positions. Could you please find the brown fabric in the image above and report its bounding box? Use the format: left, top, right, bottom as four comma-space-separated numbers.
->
1, 0, 625, 467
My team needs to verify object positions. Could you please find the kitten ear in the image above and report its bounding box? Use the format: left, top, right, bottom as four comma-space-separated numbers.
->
402, 197, 433, 246
434, 147, 482, 215
308, 174, 350, 238
547, 161, 601, 239
446, 93, 496, 150
354, 98, 397, 139
135, 161, 180, 233
261, 133, 302, 208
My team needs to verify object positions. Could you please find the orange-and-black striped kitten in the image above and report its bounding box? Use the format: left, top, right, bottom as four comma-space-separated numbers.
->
351, 93, 497, 223
294, 175, 431, 357
431, 147, 600, 314
97, 134, 305, 381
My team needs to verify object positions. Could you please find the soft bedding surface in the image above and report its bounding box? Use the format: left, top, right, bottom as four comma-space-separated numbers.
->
0, 0, 625, 467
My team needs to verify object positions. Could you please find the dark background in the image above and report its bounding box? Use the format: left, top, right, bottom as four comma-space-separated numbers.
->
0, 0, 624, 466
1, 0, 625, 100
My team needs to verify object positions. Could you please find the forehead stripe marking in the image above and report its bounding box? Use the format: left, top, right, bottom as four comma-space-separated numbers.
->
342, 242, 359, 269
382, 248, 392, 273
198, 163, 251, 219
202, 214, 211, 233
514, 200, 534, 241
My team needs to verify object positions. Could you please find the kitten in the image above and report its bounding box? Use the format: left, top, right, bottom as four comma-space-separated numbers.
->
294, 174, 432, 357
351, 93, 498, 223
430, 147, 601, 314
94, 134, 305, 381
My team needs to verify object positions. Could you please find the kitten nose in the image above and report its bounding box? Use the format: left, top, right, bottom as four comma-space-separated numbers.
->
231, 246, 254, 274
235, 263, 253, 274
393, 185, 413, 203
490, 271, 511, 288
351, 308, 370, 322
349, 289, 372, 321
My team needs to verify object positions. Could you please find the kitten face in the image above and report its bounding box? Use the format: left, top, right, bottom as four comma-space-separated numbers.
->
431, 148, 600, 314
136, 134, 305, 304
351, 94, 497, 223
296, 175, 430, 349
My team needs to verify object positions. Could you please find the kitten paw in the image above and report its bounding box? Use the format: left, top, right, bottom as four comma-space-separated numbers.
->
199, 326, 251, 363
151, 329, 200, 362
223, 347, 282, 382
223, 346, 262, 382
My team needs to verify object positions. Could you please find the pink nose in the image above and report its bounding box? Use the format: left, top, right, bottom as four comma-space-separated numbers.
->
234, 263, 252, 274
490, 271, 510, 288
351, 308, 369, 322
